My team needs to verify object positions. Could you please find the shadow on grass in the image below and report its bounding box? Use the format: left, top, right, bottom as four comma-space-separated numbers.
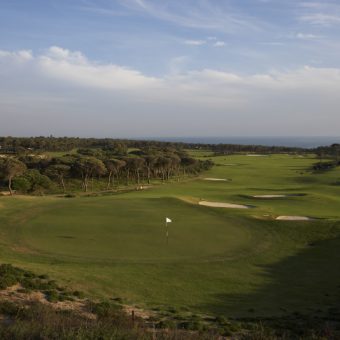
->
195, 231, 340, 319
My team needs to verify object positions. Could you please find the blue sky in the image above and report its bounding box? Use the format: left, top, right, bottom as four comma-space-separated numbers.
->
1, 0, 340, 137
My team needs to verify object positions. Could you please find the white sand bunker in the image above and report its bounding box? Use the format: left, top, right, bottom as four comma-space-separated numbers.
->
246, 154, 268, 157
199, 201, 250, 209
276, 216, 313, 221
203, 178, 230, 182
253, 195, 287, 198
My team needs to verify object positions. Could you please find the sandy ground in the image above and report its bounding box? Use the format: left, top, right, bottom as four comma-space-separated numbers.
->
0, 191, 13, 196
0, 284, 95, 319
276, 216, 313, 221
123, 305, 154, 320
203, 178, 230, 181
199, 201, 250, 209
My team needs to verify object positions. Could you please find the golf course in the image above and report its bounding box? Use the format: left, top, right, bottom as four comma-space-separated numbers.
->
1, 152, 340, 320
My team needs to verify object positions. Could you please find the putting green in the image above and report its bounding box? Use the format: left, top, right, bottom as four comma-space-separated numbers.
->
16, 197, 258, 263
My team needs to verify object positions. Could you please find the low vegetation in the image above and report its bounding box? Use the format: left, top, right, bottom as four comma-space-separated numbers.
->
1, 264, 338, 339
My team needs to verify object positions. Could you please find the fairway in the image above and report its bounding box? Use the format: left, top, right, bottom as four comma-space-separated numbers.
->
1, 153, 340, 318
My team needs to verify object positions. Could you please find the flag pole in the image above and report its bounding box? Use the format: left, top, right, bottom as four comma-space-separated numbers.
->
166, 219, 168, 245
165, 217, 171, 244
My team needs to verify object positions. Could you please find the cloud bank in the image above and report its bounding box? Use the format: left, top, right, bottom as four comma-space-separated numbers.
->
1, 46, 340, 137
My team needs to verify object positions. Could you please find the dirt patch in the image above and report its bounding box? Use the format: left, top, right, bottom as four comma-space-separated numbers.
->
0, 191, 14, 196
10, 245, 38, 255
123, 305, 154, 320
0, 284, 95, 319
136, 185, 152, 190
199, 201, 251, 209
0, 284, 152, 322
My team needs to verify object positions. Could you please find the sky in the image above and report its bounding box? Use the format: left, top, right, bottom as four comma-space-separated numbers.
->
0, 0, 340, 138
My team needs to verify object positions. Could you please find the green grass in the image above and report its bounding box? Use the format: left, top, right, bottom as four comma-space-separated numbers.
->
0, 153, 339, 319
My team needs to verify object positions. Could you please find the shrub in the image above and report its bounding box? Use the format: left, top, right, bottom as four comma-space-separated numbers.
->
0, 301, 19, 317
12, 177, 31, 193
89, 301, 122, 318
45, 290, 59, 303
73, 290, 85, 299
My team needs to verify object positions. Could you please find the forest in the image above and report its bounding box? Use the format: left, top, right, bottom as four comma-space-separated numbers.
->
0, 139, 213, 195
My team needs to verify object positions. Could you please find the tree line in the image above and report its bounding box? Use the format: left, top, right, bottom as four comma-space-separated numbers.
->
0, 146, 213, 195
0, 136, 310, 155
312, 144, 340, 171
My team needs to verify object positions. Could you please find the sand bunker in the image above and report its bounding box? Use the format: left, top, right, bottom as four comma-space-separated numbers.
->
276, 216, 312, 221
253, 195, 287, 198
199, 201, 250, 209
203, 178, 230, 182
246, 154, 268, 157
252, 193, 306, 199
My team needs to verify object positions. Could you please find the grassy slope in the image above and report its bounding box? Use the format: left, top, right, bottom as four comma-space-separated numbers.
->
0, 153, 339, 318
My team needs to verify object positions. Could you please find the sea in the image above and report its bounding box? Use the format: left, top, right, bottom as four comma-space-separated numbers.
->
144, 137, 340, 149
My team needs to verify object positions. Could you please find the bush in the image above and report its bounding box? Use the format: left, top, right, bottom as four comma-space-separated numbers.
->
178, 320, 205, 331
0, 264, 25, 289
0, 301, 19, 317
73, 290, 85, 299
12, 177, 31, 193
64, 193, 76, 198
13, 169, 54, 194
157, 319, 177, 329
89, 301, 122, 318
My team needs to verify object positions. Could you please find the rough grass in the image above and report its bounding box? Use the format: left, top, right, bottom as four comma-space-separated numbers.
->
0, 154, 339, 321
1, 264, 337, 339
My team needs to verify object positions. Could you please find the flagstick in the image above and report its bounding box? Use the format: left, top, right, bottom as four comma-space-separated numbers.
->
166, 220, 169, 245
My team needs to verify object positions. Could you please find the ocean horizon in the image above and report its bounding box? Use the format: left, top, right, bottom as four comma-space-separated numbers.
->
141, 136, 340, 149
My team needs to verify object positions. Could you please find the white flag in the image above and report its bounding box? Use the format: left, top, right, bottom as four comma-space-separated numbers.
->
166, 217, 172, 223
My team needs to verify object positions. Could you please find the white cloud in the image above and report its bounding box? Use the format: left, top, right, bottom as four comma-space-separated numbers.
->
297, 1, 340, 28
37, 46, 160, 90
119, 0, 264, 33
213, 41, 226, 47
296, 32, 321, 39
184, 40, 206, 46
2, 46, 340, 96
300, 13, 340, 25
0, 49, 33, 62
